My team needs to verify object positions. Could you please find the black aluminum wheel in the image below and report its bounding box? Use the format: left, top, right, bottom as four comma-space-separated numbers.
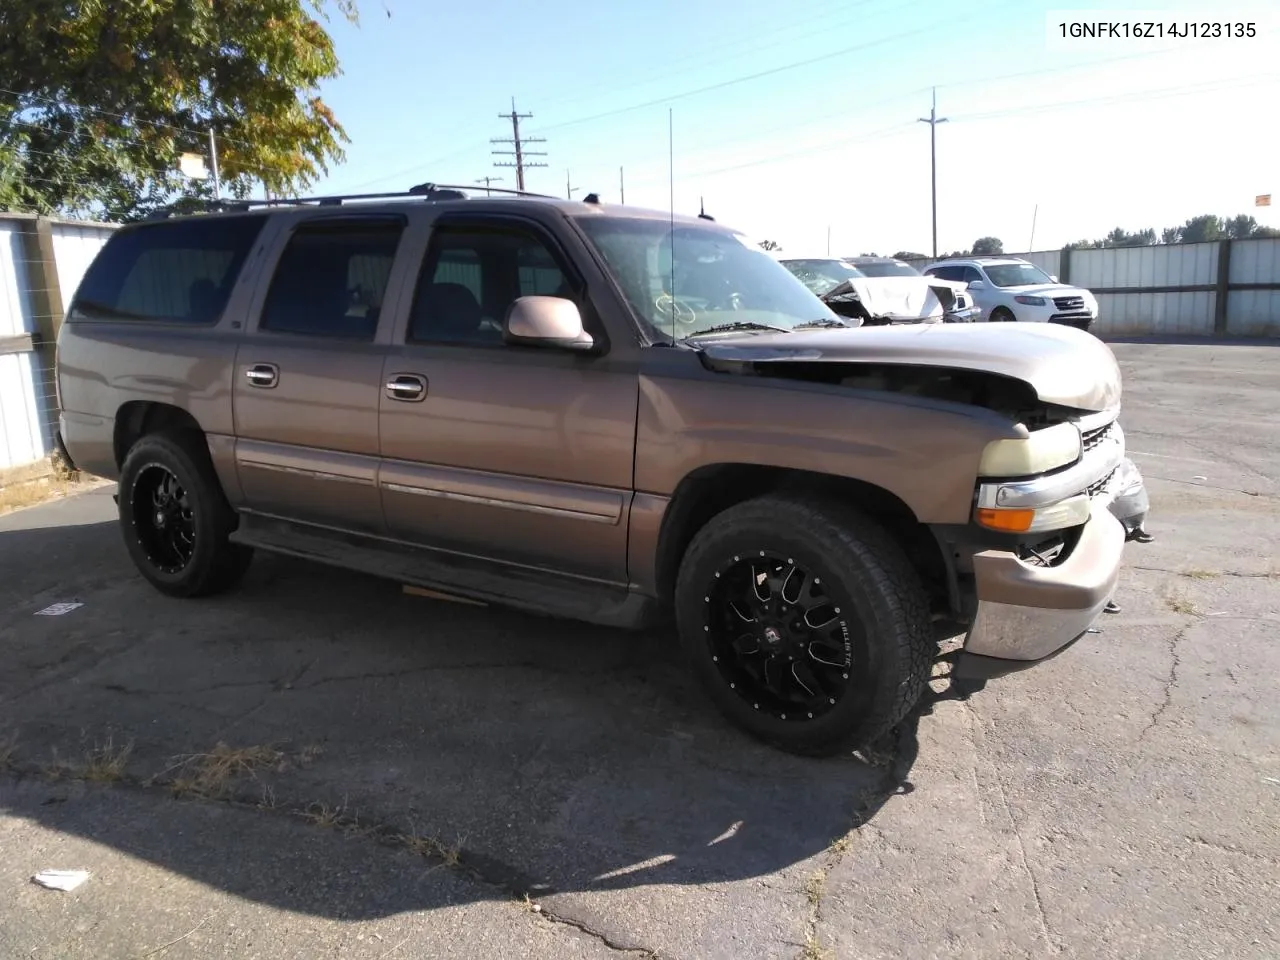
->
130, 464, 197, 574
674, 495, 934, 756
704, 551, 859, 722
118, 431, 252, 598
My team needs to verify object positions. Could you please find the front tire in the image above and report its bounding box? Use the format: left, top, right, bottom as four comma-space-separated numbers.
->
674, 496, 933, 756
989, 307, 1015, 322
118, 431, 252, 598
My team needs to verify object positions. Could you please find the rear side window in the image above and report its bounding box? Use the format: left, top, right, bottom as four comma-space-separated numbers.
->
72, 216, 266, 324
259, 220, 404, 341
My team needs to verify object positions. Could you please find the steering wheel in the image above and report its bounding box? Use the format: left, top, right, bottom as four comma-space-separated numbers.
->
654, 293, 700, 329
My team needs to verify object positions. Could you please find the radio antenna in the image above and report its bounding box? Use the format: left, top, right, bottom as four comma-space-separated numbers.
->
668, 106, 676, 343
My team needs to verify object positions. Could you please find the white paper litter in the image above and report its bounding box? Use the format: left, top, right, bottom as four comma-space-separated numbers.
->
34, 602, 83, 616
32, 869, 90, 891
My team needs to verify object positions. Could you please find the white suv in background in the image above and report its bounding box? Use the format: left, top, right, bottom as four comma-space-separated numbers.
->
924, 257, 1098, 330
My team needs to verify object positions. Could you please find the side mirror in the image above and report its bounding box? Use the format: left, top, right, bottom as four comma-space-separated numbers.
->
967, 280, 986, 290
504, 296, 595, 352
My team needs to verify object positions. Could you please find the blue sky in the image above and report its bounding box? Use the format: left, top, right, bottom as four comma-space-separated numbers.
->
313, 0, 1280, 254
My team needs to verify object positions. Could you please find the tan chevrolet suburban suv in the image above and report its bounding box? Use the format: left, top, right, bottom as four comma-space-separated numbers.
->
55, 185, 1146, 756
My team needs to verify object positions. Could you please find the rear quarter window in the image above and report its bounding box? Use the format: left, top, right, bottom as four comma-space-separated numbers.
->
71, 216, 267, 324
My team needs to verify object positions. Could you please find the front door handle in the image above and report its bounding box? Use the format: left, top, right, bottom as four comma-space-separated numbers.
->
386, 373, 427, 402
245, 363, 279, 388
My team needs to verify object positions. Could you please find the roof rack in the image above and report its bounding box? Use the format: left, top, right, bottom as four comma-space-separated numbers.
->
143, 182, 559, 220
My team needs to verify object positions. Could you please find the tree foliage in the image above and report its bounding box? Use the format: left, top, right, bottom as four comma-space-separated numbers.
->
1068, 214, 1279, 249
892, 251, 928, 260
0, 0, 359, 221
970, 236, 1003, 255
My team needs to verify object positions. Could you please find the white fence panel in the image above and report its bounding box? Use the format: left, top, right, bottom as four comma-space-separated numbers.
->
50, 222, 114, 307
0, 219, 48, 470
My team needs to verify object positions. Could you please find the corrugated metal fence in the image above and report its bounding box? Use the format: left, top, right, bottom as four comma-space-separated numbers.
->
0, 214, 114, 472
913, 237, 1280, 337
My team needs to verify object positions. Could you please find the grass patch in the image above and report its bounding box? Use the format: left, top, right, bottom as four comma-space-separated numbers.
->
399, 827, 463, 867
1181, 569, 1220, 580
804, 869, 826, 906
302, 800, 347, 829
41, 747, 72, 782
83, 736, 134, 782
800, 931, 834, 960
156, 742, 284, 798
0, 732, 18, 769
1165, 592, 1202, 616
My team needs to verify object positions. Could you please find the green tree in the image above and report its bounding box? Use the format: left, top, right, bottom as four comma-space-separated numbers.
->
892, 251, 928, 260
1179, 215, 1225, 244
971, 236, 1003, 255
1102, 226, 1156, 247
1160, 227, 1182, 244
0, 0, 359, 221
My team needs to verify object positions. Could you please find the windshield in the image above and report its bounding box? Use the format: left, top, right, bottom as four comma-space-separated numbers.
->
984, 262, 1054, 287
779, 259, 866, 296
854, 260, 920, 278
575, 217, 848, 339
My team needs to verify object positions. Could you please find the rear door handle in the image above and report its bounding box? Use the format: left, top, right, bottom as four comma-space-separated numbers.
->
245, 363, 279, 388
386, 373, 427, 402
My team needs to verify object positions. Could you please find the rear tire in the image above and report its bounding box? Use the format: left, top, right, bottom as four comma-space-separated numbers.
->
674, 496, 933, 757
990, 307, 1015, 322
118, 431, 252, 598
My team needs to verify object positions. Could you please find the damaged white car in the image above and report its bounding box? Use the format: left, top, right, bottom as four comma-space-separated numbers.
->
780, 256, 979, 325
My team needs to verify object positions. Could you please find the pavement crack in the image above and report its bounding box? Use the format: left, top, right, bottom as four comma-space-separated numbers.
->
963, 702, 1060, 955
528, 905, 659, 957
798, 716, 919, 960
298, 661, 540, 689
1138, 622, 1194, 742
1186, 835, 1278, 864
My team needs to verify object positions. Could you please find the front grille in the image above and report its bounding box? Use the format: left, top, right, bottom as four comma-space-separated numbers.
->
1081, 420, 1114, 451
1050, 313, 1092, 329
1054, 295, 1085, 310
1087, 467, 1117, 499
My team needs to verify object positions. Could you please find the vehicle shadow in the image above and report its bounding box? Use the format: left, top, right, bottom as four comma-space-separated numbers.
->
0, 500, 924, 927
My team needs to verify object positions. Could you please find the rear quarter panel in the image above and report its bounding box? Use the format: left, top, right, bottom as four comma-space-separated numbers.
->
56, 323, 241, 480
55, 216, 283, 482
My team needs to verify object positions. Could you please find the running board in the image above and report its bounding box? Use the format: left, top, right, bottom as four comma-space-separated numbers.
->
229, 513, 661, 631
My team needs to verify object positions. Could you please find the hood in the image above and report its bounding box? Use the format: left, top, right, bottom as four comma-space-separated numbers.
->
825, 276, 945, 321
998, 282, 1091, 298
695, 321, 1121, 412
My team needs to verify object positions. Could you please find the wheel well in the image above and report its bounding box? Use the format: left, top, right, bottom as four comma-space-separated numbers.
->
113, 402, 205, 468
654, 464, 951, 613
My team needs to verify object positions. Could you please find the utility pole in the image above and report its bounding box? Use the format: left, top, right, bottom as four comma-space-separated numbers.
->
475, 175, 503, 196
491, 97, 547, 192
619, 166, 625, 204
565, 170, 577, 200
208, 127, 221, 200
917, 88, 947, 258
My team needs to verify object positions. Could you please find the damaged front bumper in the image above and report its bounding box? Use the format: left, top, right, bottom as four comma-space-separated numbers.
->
954, 455, 1151, 681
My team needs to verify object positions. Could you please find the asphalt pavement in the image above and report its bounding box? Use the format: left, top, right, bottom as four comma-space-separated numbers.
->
1, 342, 1276, 960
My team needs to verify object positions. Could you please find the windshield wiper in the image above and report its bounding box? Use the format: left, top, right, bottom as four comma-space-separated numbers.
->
793, 318, 850, 329
685, 321, 791, 338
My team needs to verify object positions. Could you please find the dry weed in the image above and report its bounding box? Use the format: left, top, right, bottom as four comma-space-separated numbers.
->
83, 736, 134, 782
159, 742, 283, 798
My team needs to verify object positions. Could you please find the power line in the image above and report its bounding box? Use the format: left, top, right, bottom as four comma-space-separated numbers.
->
524, 1, 955, 137
475, 175, 503, 196
491, 97, 546, 191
